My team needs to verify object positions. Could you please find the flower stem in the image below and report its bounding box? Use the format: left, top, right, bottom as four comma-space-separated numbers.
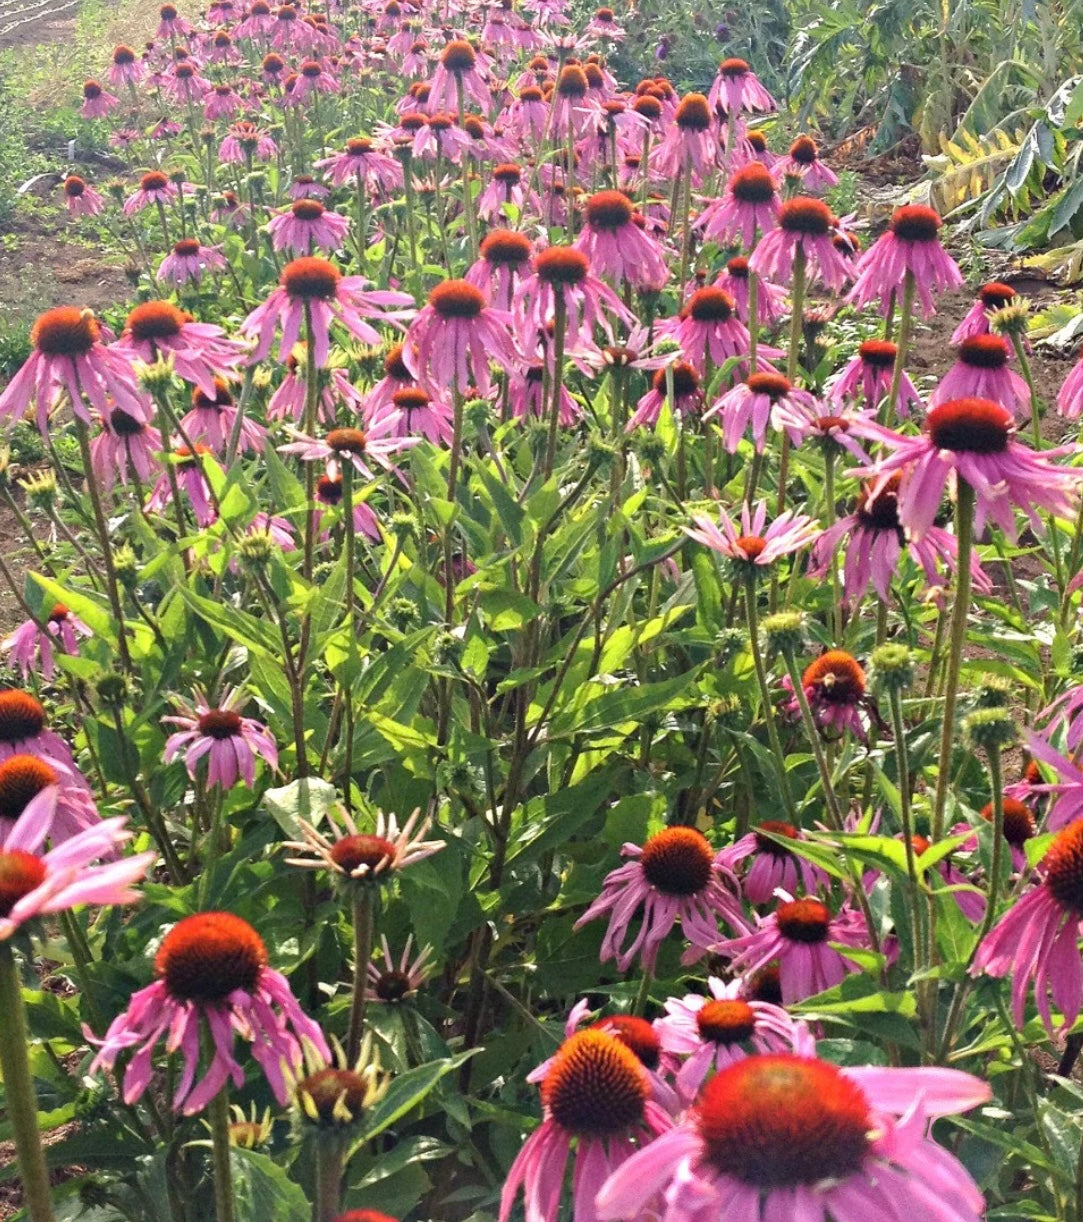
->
889, 687, 933, 1052
743, 574, 798, 822
884, 270, 915, 426
74, 420, 132, 672
632, 963, 654, 1017
747, 270, 760, 374
208, 1086, 236, 1222
341, 461, 357, 811
543, 292, 568, 480
931, 480, 974, 843
314, 1137, 347, 1222
347, 888, 374, 1063
778, 246, 806, 515
0, 944, 56, 1222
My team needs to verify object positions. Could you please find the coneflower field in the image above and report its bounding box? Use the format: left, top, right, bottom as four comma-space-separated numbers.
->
7, 1, 1083, 1219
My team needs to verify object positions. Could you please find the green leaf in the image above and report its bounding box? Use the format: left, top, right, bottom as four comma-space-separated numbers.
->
178, 586, 281, 658
262, 777, 338, 838
230, 1146, 310, 1222
348, 1054, 476, 1156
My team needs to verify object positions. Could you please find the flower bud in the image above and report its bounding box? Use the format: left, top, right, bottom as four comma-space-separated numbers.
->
963, 707, 1017, 752
869, 643, 915, 694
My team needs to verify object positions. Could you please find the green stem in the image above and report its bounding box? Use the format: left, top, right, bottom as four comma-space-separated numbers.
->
0, 944, 57, 1222
743, 574, 798, 822
314, 1137, 347, 1222
543, 293, 568, 480
884, 271, 915, 426
75, 421, 132, 672
931, 481, 975, 843
632, 964, 654, 1018
346, 888, 375, 1063
208, 1086, 236, 1222
341, 461, 357, 810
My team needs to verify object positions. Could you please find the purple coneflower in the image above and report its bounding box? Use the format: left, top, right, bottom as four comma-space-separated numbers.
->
778, 134, 838, 191
708, 56, 777, 115
810, 474, 991, 603
0, 690, 79, 771
280, 415, 418, 481
0, 306, 149, 434
652, 92, 716, 181
80, 79, 118, 118
715, 892, 869, 1004
267, 200, 351, 255
88, 912, 328, 1114
930, 334, 1030, 418
626, 361, 702, 430
973, 818, 1083, 1031
782, 650, 868, 739
573, 826, 746, 972
750, 196, 851, 291
686, 498, 820, 569
114, 301, 245, 399
659, 290, 758, 378
854, 396, 1082, 542
90, 408, 162, 491
597, 1034, 989, 1222
283, 806, 444, 884
655, 975, 797, 1100
575, 190, 668, 291
847, 204, 963, 317
0, 752, 99, 844
499, 1029, 674, 1222
720, 820, 829, 904
427, 39, 489, 112
162, 687, 278, 789
705, 371, 815, 455
714, 256, 787, 326
182, 379, 265, 454
2, 605, 91, 683
829, 337, 921, 416
0, 788, 151, 944
316, 137, 403, 192
123, 171, 179, 218
515, 245, 634, 350
697, 162, 779, 249
157, 237, 227, 286
241, 256, 414, 368
203, 81, 244, 121
61, 175, 104, 217
403, 279, 518, 396
466, 229, 535, 311
953, 281, 1019, 343
366, 935, 433, 1003
218, 120, 277, 165
107, 43, 143, 87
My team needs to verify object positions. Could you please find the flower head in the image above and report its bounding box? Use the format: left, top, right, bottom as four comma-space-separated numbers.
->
402, 279, 519, 396
162, 687, 278, 790
853, 397, 1082, 542
89, 912, 329, 1113
242, 257, 414, 369
499, 1028, 673, 1222
597, 1038, 989, 1222
0, 307, 150, 435
685, 499, 819, 572
284, 806, 444, 886
848, 204, 963, 317
574, 826, 746, 971
714, 892, 869, 1003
